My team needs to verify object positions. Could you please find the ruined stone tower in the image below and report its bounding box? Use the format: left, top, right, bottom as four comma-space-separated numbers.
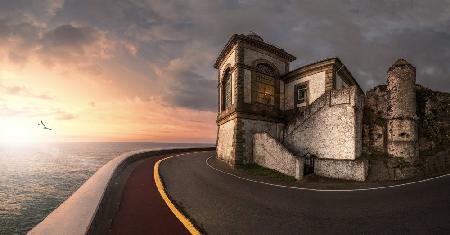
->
386, 59, 419, 163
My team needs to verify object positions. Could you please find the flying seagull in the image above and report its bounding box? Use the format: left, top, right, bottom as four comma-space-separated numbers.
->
38, 120, 52, 130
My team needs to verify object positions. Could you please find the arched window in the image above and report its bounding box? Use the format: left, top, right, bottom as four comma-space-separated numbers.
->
253, 63, 275, 106
222, 70, 232, 110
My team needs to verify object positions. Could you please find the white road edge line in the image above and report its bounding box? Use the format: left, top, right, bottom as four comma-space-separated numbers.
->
205, 156, 450, 192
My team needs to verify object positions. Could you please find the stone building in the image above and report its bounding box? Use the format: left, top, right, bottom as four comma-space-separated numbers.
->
215, 33, 450, 182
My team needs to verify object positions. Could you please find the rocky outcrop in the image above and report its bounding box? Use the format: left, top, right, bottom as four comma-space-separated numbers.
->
416, 85, 450, 156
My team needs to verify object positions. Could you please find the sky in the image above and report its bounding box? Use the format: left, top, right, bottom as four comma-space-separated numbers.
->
1, 0, 449, 143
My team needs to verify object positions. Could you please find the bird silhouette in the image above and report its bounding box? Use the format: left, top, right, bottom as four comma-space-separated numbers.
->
38, 120, 52, 130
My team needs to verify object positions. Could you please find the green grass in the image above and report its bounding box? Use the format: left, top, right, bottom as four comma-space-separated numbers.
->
237, 163, 296, 182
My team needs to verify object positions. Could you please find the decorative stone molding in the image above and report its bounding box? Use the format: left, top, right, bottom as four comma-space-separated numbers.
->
282, 57, 363, 94
214, 34, 296, 69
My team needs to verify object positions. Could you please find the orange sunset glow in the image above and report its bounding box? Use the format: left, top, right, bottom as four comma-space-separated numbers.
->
2, 1, 450, 145
1, 42, 216, 143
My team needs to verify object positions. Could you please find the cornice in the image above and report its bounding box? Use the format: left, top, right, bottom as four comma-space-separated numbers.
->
214, 34, 296, 69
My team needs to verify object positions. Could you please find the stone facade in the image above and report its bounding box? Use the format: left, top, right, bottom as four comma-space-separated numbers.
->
315, 158, 368, 182
416, 85, 450, 156
215, 33, 295, 165
284, 71, 326, 110
363, 85, 389, 155
241, 119, 284, 163
362, 59, 450, 181
364, 83, 450, 158
215, 33, 449, 182
284, 86, 363, 161
386, 59, 419, 163
216, 118, 236, 165
253, 132, 303, 179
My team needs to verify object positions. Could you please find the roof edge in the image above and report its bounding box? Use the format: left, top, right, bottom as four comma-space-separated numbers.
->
282, 57, 363, 94
214, 34, 296, 69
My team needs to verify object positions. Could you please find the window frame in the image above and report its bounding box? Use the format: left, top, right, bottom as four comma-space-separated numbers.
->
222, 70, 232, 111
294, 81, 309, 107
252, 63, 276, 107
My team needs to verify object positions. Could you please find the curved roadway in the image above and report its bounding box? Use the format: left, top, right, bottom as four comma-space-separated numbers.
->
160, 151, 450, 234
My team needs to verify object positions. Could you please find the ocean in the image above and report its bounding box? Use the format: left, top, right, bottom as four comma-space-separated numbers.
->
0, 142, 211, 235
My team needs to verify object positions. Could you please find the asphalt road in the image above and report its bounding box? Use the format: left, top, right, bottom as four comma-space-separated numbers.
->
109, 155, 189, 235
160, 151, 450, 234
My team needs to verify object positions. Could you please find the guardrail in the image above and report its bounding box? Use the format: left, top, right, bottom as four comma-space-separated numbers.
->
28, 147, 215, 235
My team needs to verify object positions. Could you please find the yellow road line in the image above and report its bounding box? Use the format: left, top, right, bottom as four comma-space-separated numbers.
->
154, 155, 201, 235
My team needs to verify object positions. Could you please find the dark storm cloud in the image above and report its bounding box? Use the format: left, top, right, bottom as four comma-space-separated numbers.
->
167, 70, 217, 111
0, 16, 113, 66
38, 24, 111, 65
0, 0, 63, 19
1, 0, 450, 112
41, 24, 98, 48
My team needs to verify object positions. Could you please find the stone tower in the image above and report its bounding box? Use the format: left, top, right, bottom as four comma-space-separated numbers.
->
386, 59, 418, 163
214, 33, 296, 166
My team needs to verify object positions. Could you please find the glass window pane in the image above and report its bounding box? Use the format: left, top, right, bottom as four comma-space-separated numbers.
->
223, 73, 232, 109
252, 67, 275, 106
297, 85, 307, 104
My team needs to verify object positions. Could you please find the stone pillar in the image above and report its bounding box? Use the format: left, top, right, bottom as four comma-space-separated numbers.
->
232, 42, 246, 165
386, 59, 418, 163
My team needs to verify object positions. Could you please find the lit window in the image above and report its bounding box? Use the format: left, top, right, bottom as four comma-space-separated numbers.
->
253, 64, 275, 106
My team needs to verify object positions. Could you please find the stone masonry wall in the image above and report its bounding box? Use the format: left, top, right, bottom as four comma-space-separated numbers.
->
416, 85, 450, 156
315, 158, 368, 181
240, 119, 284, 164
253, 132, 303, 179
363, 83, 450, 181
283, 86, 364, 160
216, 119, 237, 165
386, 61, 418, 163
284, 71, 326, 110
363, 84, 450, 157
363, 85, 388, 155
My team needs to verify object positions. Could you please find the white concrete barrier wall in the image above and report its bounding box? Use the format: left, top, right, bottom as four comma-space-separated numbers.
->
253, 132, 303, 180
28, 147, 213, 235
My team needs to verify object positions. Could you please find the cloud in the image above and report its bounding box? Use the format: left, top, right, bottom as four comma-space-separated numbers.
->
0, 17, 128, 74
0, 16, 45, 64
0, 84, 54, 100
0, 0, 64, 19
38, 24, 116, 66
55, 110, 76, 120
167, 70, 217, 111
2, 0, 450, 115
0, 104, 75, 120
149, 42, 218, 111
